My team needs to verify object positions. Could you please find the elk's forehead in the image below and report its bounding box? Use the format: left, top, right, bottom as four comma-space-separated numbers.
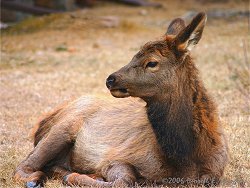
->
136, 41, 171, 58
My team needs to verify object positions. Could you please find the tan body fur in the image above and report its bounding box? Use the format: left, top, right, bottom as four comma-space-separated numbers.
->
15, 12, 228, 187
69, 97, 169, 180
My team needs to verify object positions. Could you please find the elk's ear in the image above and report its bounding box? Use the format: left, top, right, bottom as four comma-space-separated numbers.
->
174, 12, 207, 51
166, 18, 186, 35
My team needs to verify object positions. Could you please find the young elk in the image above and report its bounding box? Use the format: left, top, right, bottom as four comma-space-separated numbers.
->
14, 12, 228, 188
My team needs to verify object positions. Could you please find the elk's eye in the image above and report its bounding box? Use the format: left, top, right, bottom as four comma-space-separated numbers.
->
146, 61, 158, 68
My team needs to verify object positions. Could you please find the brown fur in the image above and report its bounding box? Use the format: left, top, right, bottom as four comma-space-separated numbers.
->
31, 101, 69, 146
14, 12, 228, 187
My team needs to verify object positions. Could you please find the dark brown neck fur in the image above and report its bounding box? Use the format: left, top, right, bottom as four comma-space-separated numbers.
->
146, 56, 208, 167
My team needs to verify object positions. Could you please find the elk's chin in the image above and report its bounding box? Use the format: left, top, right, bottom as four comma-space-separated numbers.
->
110, 88, 130, 98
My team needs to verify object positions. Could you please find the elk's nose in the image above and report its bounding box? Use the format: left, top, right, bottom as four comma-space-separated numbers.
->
106, 75, 116, 89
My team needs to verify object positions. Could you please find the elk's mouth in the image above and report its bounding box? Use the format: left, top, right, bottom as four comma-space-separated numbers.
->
110, 88, 130, 98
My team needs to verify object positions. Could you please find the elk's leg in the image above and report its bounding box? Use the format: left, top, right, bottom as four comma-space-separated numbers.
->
15, 170, 46, 188
25, 166, 82, 188
63, 161, 137, 187
46, 165, 104, 181
14, 123, 77, 186
48, 166, 110, 186
103, 161, 138, 187
63, 173, 112, 187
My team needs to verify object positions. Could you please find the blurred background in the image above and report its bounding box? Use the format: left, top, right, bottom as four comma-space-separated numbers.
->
0, 0, 249, 187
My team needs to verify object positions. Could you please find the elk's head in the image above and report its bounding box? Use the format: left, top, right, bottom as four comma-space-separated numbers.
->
106, 12, 207, 102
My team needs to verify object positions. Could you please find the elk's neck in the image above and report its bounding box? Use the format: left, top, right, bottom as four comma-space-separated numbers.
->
146, 60, 200, 167
146, 97, 195, 167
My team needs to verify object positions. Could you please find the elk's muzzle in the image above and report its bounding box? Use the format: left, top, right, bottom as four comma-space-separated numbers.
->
106, 74, 130, 98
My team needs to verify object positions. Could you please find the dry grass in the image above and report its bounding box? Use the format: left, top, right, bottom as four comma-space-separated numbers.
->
227, 38, 249, 107
0, 0, 249, 187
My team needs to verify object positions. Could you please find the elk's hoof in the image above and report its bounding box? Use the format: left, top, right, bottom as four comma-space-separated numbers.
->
26, 181, 43, 188
63, 174, 69, 184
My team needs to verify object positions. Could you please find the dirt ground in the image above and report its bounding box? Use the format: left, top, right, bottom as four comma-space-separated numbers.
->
0, 0, 249, 187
